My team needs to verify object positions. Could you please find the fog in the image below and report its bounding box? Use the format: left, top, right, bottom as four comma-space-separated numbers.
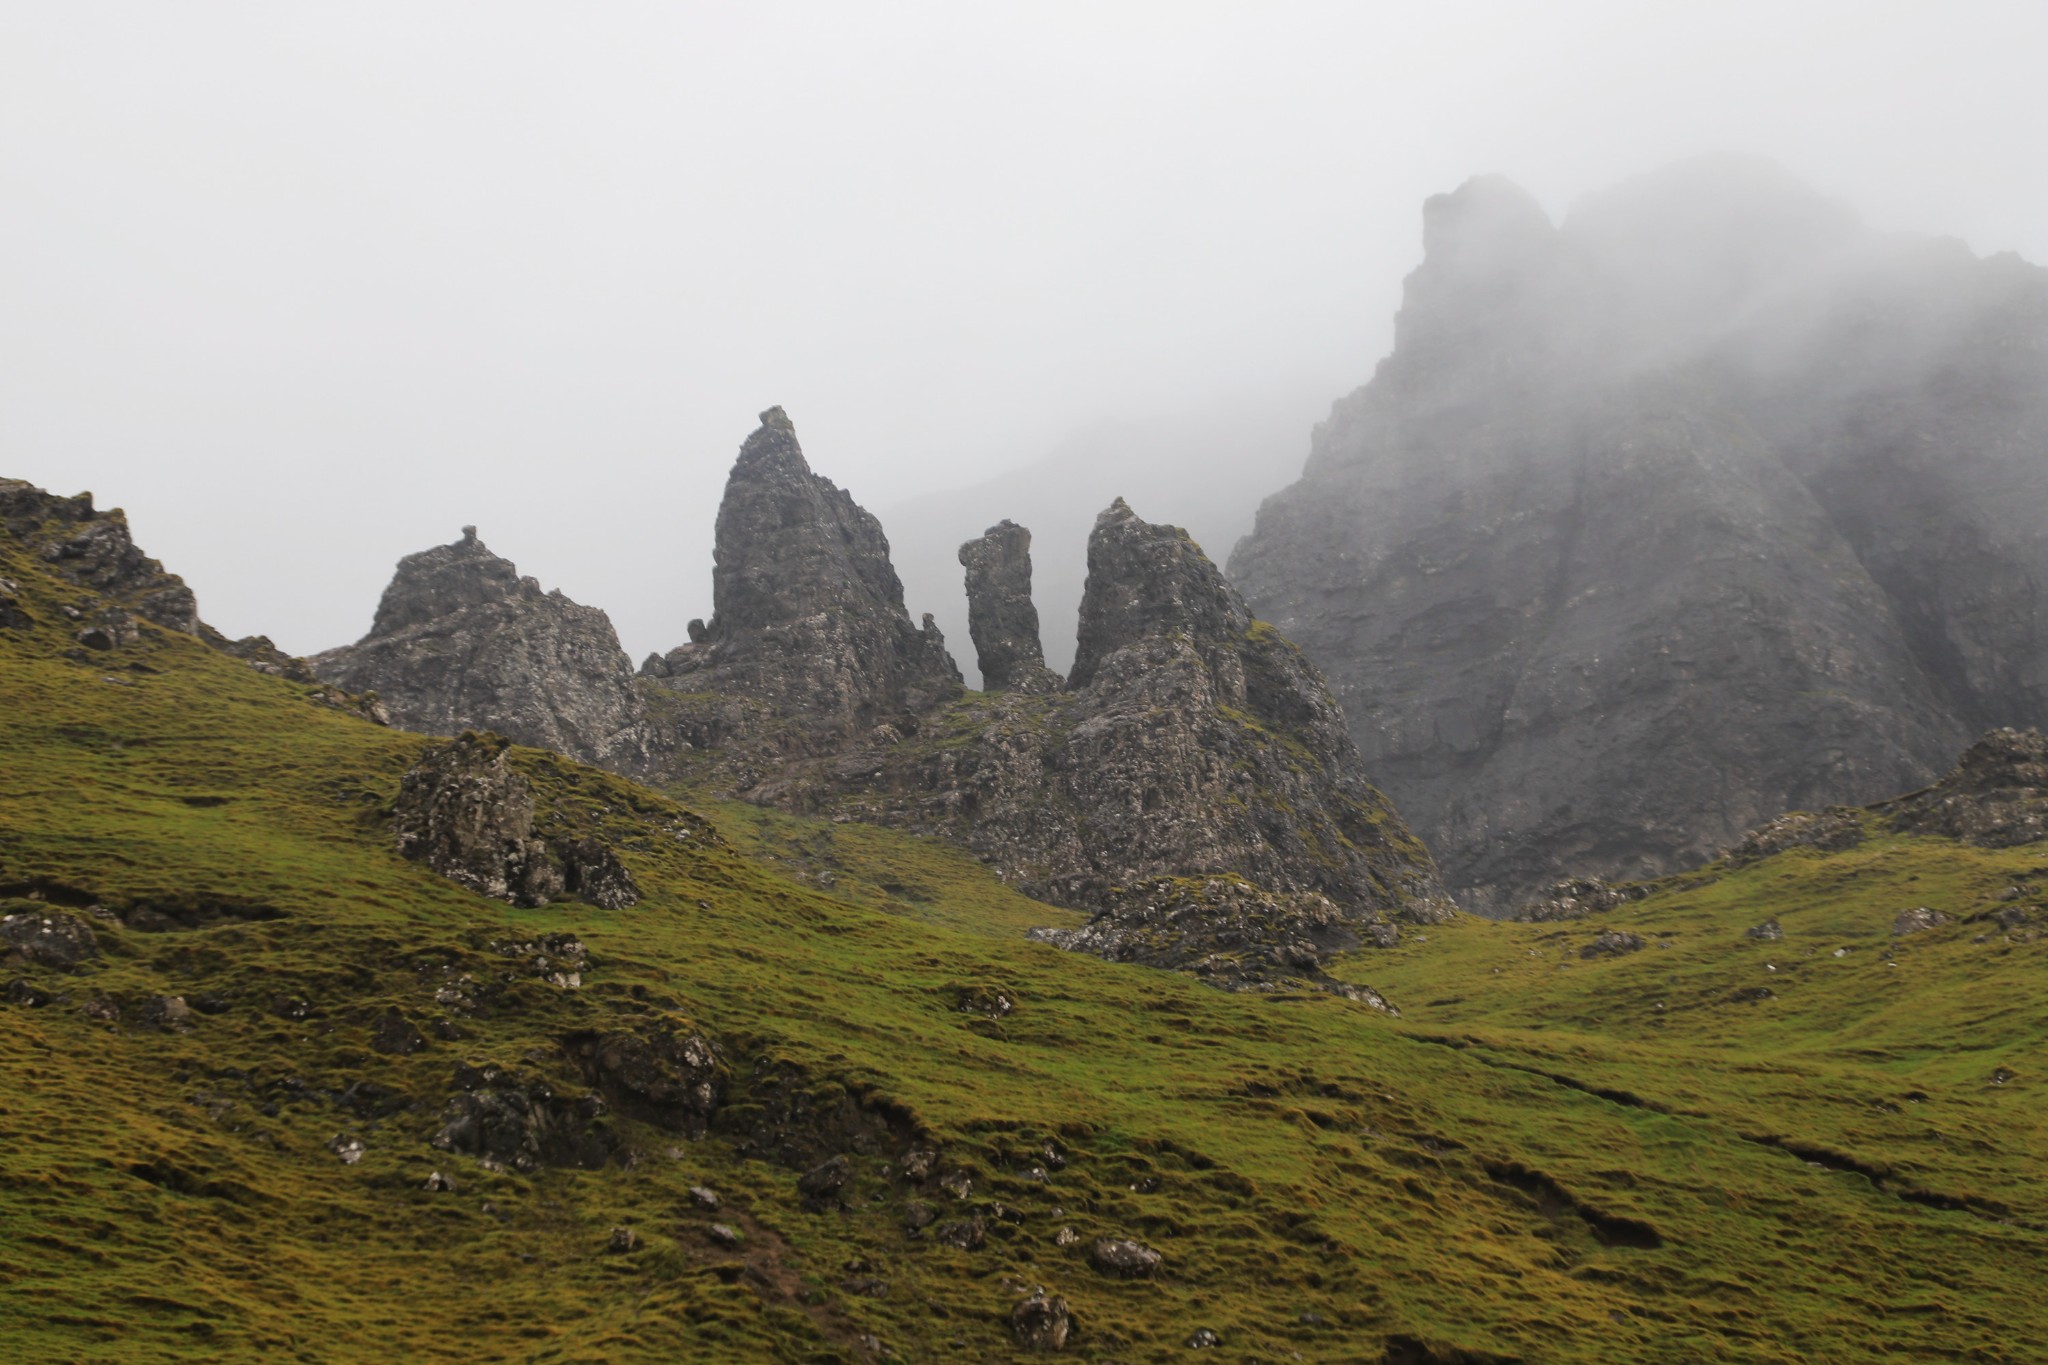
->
3, 2, 2045, 666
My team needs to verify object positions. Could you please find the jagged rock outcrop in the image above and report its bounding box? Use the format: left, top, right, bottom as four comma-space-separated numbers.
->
0, 480, 200, 636
769, 498, 1455, 964
1231, 157, 2044, 910
322, 412, 1451, 981
958, 520, 1059, 693
312, 529, 647, 768
642, 408, 962, 750
392, 732, 639, 909
1885, 727, 2048, 847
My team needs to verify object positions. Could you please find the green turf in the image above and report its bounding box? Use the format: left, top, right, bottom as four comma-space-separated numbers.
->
2, 531, 2043, 1362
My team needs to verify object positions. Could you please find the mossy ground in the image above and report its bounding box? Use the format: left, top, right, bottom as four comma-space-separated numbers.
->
2, 536, 2044, 1361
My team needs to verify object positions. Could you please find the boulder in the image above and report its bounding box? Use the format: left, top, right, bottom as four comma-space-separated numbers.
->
1009, 1292, 1073, 1352
1088, 1237, 1162, 1278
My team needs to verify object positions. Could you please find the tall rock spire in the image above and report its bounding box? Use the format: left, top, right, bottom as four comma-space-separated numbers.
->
648, 409, 961, 743
958, 519, 1058, 693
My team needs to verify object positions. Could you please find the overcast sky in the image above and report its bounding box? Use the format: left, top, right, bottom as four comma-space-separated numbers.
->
3, 1, 2045, 659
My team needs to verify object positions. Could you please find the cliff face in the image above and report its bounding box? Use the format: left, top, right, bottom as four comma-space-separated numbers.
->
1230, 157, 2044, 911
310, 529, 646, 768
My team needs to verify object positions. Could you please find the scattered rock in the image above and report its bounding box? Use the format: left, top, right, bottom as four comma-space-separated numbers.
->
1009, 1291, 1073, 1353
797, 1154, 852, 1209
1745, 918, 1783, 941
1517, 878, 1645, 922
605, 1226, 641, 1254
899, 1147, 938, 1182
140, 995, 193, 1032
5, 978, 53, 1007
933, 1215, 987, 1251
841, 1276, 890, 1298
1088, 1237, 1162, 1279
1054, 1226, 1080, 1247
328, 1134, 366, 1165
902, 1200, 937, 1233
430, 1063, 615, 1172
370, 1008, 425, 1055
1580, 930, 1646, 959
1892, 907, 1948, 936
1187, 1328, 1220, 1348
562, 1027, 722, 1136
0, 911, 100, 972
688, 1184, 720, 1210
708, 1222, 741, 1247
423, 1171, 458, 1192
1364, 922, 1401, 948
938, 1171, 973, 1200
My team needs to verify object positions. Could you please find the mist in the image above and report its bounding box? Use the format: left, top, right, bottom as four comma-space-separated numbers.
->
3, 1, 2046, 664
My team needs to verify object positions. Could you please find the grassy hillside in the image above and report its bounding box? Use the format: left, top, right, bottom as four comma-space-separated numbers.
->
2, 528, 2044, 1362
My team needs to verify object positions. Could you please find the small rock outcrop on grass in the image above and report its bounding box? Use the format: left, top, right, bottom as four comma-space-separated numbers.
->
313, 529, 648, 768
392, 732, 639, 909
1885, 728, 2048, 847
1009, 1291, 1073, 1352
1088, 1236, 1162, 1278
431, 1062, 616, 1172
0, 909, 100, 972
1516, 877, 1643, 922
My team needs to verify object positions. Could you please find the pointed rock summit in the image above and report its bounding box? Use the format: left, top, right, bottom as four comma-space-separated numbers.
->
959, 519, 1058, 693
644, 407, 962, 741
311, 530, 646, 768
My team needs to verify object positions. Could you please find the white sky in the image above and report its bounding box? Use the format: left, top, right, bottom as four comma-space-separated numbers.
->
3, 1, 2044, 658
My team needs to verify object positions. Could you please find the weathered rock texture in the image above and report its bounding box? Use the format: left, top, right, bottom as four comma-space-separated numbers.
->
392, 732, 639, 909
642, 408, 962, 752
742, 496, 1454, 981
1231, 157, 2047, 910
312, 529, 646, 768
0, 480, 200, 636
958, 520, 1059, 693
1884, 727, 2048, 848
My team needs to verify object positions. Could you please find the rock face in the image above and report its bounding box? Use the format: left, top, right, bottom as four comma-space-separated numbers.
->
642, 408, 962, 749
0, 480, 200, 635
1885, 728, 2048, 847
816, 500, 1451, 920
958, 520, 1059, 693
312, 529, 646, 768
1231, 157, 2047, 910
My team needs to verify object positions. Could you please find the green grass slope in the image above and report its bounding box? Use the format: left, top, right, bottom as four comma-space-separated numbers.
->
2, 532, 2044, 1362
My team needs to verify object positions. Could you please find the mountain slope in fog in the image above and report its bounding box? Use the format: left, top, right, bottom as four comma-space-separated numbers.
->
1231, 156, 2048, 912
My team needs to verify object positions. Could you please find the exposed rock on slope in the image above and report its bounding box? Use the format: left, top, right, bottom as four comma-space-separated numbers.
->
312, 529, 647, 768
641, 407, 961, 751
0, 479, 201, 636
1885, 727, 2048, 848
1231, 157, 2043, 910
394, 732, 639, 909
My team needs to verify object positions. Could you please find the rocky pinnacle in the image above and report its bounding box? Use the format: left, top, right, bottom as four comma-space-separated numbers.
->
958, 519, 1058, 693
